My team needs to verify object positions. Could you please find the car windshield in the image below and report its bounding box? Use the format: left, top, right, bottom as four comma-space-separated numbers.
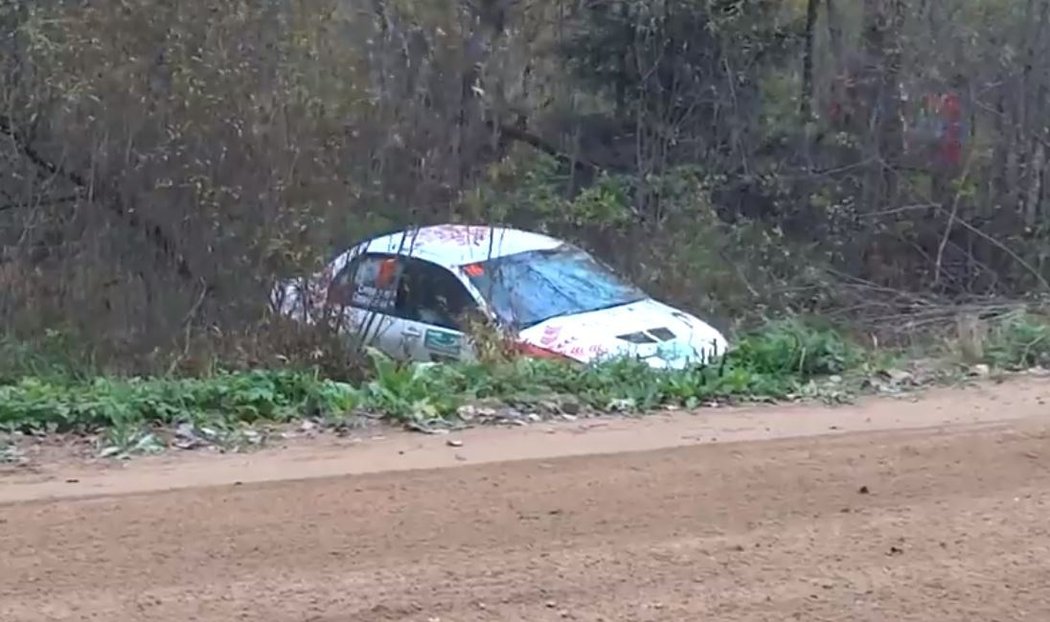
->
463, 245, 647, 329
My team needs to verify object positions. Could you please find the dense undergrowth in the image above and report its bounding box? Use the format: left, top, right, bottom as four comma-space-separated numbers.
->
1, 312, 1048, 458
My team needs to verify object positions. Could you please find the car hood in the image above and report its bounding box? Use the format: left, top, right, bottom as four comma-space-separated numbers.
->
517, 299, 728, 369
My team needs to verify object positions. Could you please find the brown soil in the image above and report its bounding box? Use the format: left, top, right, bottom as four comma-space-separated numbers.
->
2, 377, 1049, 621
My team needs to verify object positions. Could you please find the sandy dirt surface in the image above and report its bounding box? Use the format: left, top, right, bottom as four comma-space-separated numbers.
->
2, 377, 1050, 621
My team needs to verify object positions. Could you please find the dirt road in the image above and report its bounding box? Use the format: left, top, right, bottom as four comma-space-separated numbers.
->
2, 378, 1050, 621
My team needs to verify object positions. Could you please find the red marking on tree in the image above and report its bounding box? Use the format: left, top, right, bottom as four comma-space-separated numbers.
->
936, 92, 963, 167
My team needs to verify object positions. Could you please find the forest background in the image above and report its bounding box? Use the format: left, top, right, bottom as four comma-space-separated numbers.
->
2, 0, 1048, 375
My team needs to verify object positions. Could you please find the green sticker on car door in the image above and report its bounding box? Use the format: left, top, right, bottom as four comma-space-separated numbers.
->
424, 329, 462, 357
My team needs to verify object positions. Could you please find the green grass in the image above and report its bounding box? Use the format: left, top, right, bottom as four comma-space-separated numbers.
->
0, 329, 97, 385
981, 310, 1050, 370
0, 315, 979, 456
0, 318, 861, 433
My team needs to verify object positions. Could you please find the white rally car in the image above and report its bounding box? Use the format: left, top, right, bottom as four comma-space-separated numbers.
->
271, 225, 728, 369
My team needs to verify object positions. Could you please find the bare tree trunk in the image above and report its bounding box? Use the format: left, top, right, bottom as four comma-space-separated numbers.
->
800, 0, 819, 120
857, 0, 906, 211
824, 0, 843, 62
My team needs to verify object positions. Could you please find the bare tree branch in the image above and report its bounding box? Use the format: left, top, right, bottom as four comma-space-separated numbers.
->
0, 114, 201, 286
0, 194, 79, 212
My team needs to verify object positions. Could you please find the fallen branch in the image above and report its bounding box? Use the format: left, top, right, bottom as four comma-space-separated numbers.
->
0, 193, 80, 212
492, 121, 598, 173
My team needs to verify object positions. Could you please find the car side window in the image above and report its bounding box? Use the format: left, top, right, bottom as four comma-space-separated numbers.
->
394, 258, 477, 330
327, 254, 401, 313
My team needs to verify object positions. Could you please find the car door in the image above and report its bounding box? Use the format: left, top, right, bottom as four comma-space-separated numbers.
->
324, 253, 408, 358
388, 257, 481, 363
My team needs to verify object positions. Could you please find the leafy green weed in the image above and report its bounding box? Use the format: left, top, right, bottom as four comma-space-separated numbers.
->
0, 319, 874, 455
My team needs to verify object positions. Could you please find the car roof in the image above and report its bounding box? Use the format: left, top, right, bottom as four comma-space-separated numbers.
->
357, 224, 564, 267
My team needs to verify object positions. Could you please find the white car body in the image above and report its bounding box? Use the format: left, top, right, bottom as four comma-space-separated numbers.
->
271, 225, 728, 369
